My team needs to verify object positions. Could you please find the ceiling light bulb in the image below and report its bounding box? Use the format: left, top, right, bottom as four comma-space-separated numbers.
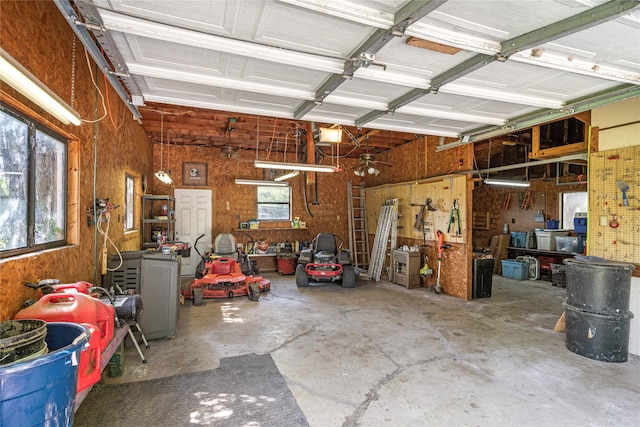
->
368, 167, 377, 175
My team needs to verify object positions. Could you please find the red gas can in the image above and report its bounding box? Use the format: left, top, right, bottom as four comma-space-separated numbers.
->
77, 323, 102, 392
50, 281, 93, 294
15, 291, 114, 352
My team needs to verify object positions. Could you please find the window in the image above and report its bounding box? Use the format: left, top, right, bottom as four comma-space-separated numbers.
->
124, 174, 135, 231
0, 104, 67, 256
561, 191, 588, 230
257, 186, 291, 220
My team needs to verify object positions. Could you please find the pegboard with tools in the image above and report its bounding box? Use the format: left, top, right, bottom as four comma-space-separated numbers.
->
589, 145, 640, 264
365, 175, 467, 244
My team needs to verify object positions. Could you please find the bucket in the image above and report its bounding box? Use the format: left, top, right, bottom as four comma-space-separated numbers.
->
563, 303, 633, 363
0, 319, 48, 365
565, 259, 635, 314
0, 322, 89, 426
277, 257, 297, 275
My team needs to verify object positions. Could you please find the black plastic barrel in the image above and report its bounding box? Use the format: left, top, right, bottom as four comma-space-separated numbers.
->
563, 259, 635, 362
565, 259, 634, 314
563, 303, 633, 363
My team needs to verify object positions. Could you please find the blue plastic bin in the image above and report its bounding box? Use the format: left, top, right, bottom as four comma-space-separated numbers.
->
501, 259, 530, 280
0, 322, 89, 427
546, 220, 560, 229
510, 232, 527, 248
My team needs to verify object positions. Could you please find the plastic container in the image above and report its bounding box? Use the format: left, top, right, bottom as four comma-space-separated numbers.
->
574, 216, 587, 233
0, 320, 48, 365
550, 263, 567, 287
473, 258, 494, 298
0, 322, 89, 427
546, 220, 560, 229
76, 323, 102, 392
555, 236, 578, 252
565, 259, 635, 314
277, 256, 297, 275
510, 232, 527, 248
501, 260, 529, 280
535, 230, 569, 251
14, 291, 115, 352
563, 303, 633, 363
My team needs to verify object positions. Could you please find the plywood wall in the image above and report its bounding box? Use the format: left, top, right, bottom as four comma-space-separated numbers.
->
0, 1, 153, 320
365, 175, 471, 298
152, 144, 361, 249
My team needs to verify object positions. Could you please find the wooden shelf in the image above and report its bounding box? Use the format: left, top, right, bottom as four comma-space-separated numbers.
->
234, 228, 308, 231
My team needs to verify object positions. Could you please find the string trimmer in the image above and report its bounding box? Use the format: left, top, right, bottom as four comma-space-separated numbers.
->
434, 230, 451, 294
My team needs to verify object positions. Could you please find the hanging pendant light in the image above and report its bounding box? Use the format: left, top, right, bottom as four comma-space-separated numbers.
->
155, 111, 173, 184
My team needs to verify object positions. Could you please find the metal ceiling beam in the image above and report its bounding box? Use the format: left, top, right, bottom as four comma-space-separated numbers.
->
499, 0, 640, 58
437, 85, 640, 151
462, 153, 588, 176
355, 54, 492, 127
355, 0, 640, 128
53, 0, 142, 122
293, 0, 447, 119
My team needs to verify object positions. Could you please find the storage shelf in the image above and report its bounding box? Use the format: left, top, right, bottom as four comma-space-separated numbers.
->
142, 195, 175, 248
234, 228, 308, 231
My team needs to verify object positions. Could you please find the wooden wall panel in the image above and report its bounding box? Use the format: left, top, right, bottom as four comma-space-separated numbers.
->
365, 175, 470, 299
152, 145, 360, 250
471, 179, 587, 249
0, 1, 153, 320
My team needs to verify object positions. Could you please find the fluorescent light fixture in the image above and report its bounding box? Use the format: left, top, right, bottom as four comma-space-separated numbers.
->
274, 170, 300, 181
154, 170, 173, 184
484, 179, 530, 188
254, 160, 336, 173
318, 127, 343, 143
234, 179, 288, 187
0, 49, 82, 126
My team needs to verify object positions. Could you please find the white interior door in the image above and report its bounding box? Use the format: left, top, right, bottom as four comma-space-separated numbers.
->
174, 189, 212, 276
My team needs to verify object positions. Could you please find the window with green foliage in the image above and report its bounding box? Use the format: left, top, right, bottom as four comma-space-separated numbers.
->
0, 104, 67, 257
257, 186, 291, 220
124, 174, 135, 231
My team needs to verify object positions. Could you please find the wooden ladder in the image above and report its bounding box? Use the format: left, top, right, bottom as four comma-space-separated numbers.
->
347, 181, 370, 270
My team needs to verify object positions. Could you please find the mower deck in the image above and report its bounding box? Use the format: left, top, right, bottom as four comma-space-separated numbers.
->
181, 256, 270, 305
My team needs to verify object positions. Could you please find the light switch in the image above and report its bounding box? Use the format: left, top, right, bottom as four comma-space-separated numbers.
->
599, 215, 608, 226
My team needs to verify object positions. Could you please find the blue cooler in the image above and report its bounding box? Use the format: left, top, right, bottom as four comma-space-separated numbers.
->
574, 213, 587, 254
574, 213, 587, 234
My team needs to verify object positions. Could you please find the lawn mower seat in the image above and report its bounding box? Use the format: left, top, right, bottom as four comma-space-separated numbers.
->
315, 233, 337, 254
213, 233, 239, 260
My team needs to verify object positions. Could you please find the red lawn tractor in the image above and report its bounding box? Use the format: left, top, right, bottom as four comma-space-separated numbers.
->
295, 233, 355, 288
182, 234, 270, 305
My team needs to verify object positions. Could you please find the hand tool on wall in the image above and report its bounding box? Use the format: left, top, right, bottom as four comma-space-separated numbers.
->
447, 199, 461, 237
616, 181, 629, 206
434, 230, 451, 294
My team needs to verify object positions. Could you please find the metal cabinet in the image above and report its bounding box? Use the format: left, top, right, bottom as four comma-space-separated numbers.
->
139, 253, 180, 340
105, 251, 180, 340
393, 250, 421, 289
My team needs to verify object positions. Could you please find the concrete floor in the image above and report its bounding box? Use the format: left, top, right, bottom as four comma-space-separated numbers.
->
109, 273, 640, 427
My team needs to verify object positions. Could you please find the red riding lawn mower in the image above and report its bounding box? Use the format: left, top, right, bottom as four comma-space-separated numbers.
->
182, 234, 270, 305
296, 232, 355, 288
